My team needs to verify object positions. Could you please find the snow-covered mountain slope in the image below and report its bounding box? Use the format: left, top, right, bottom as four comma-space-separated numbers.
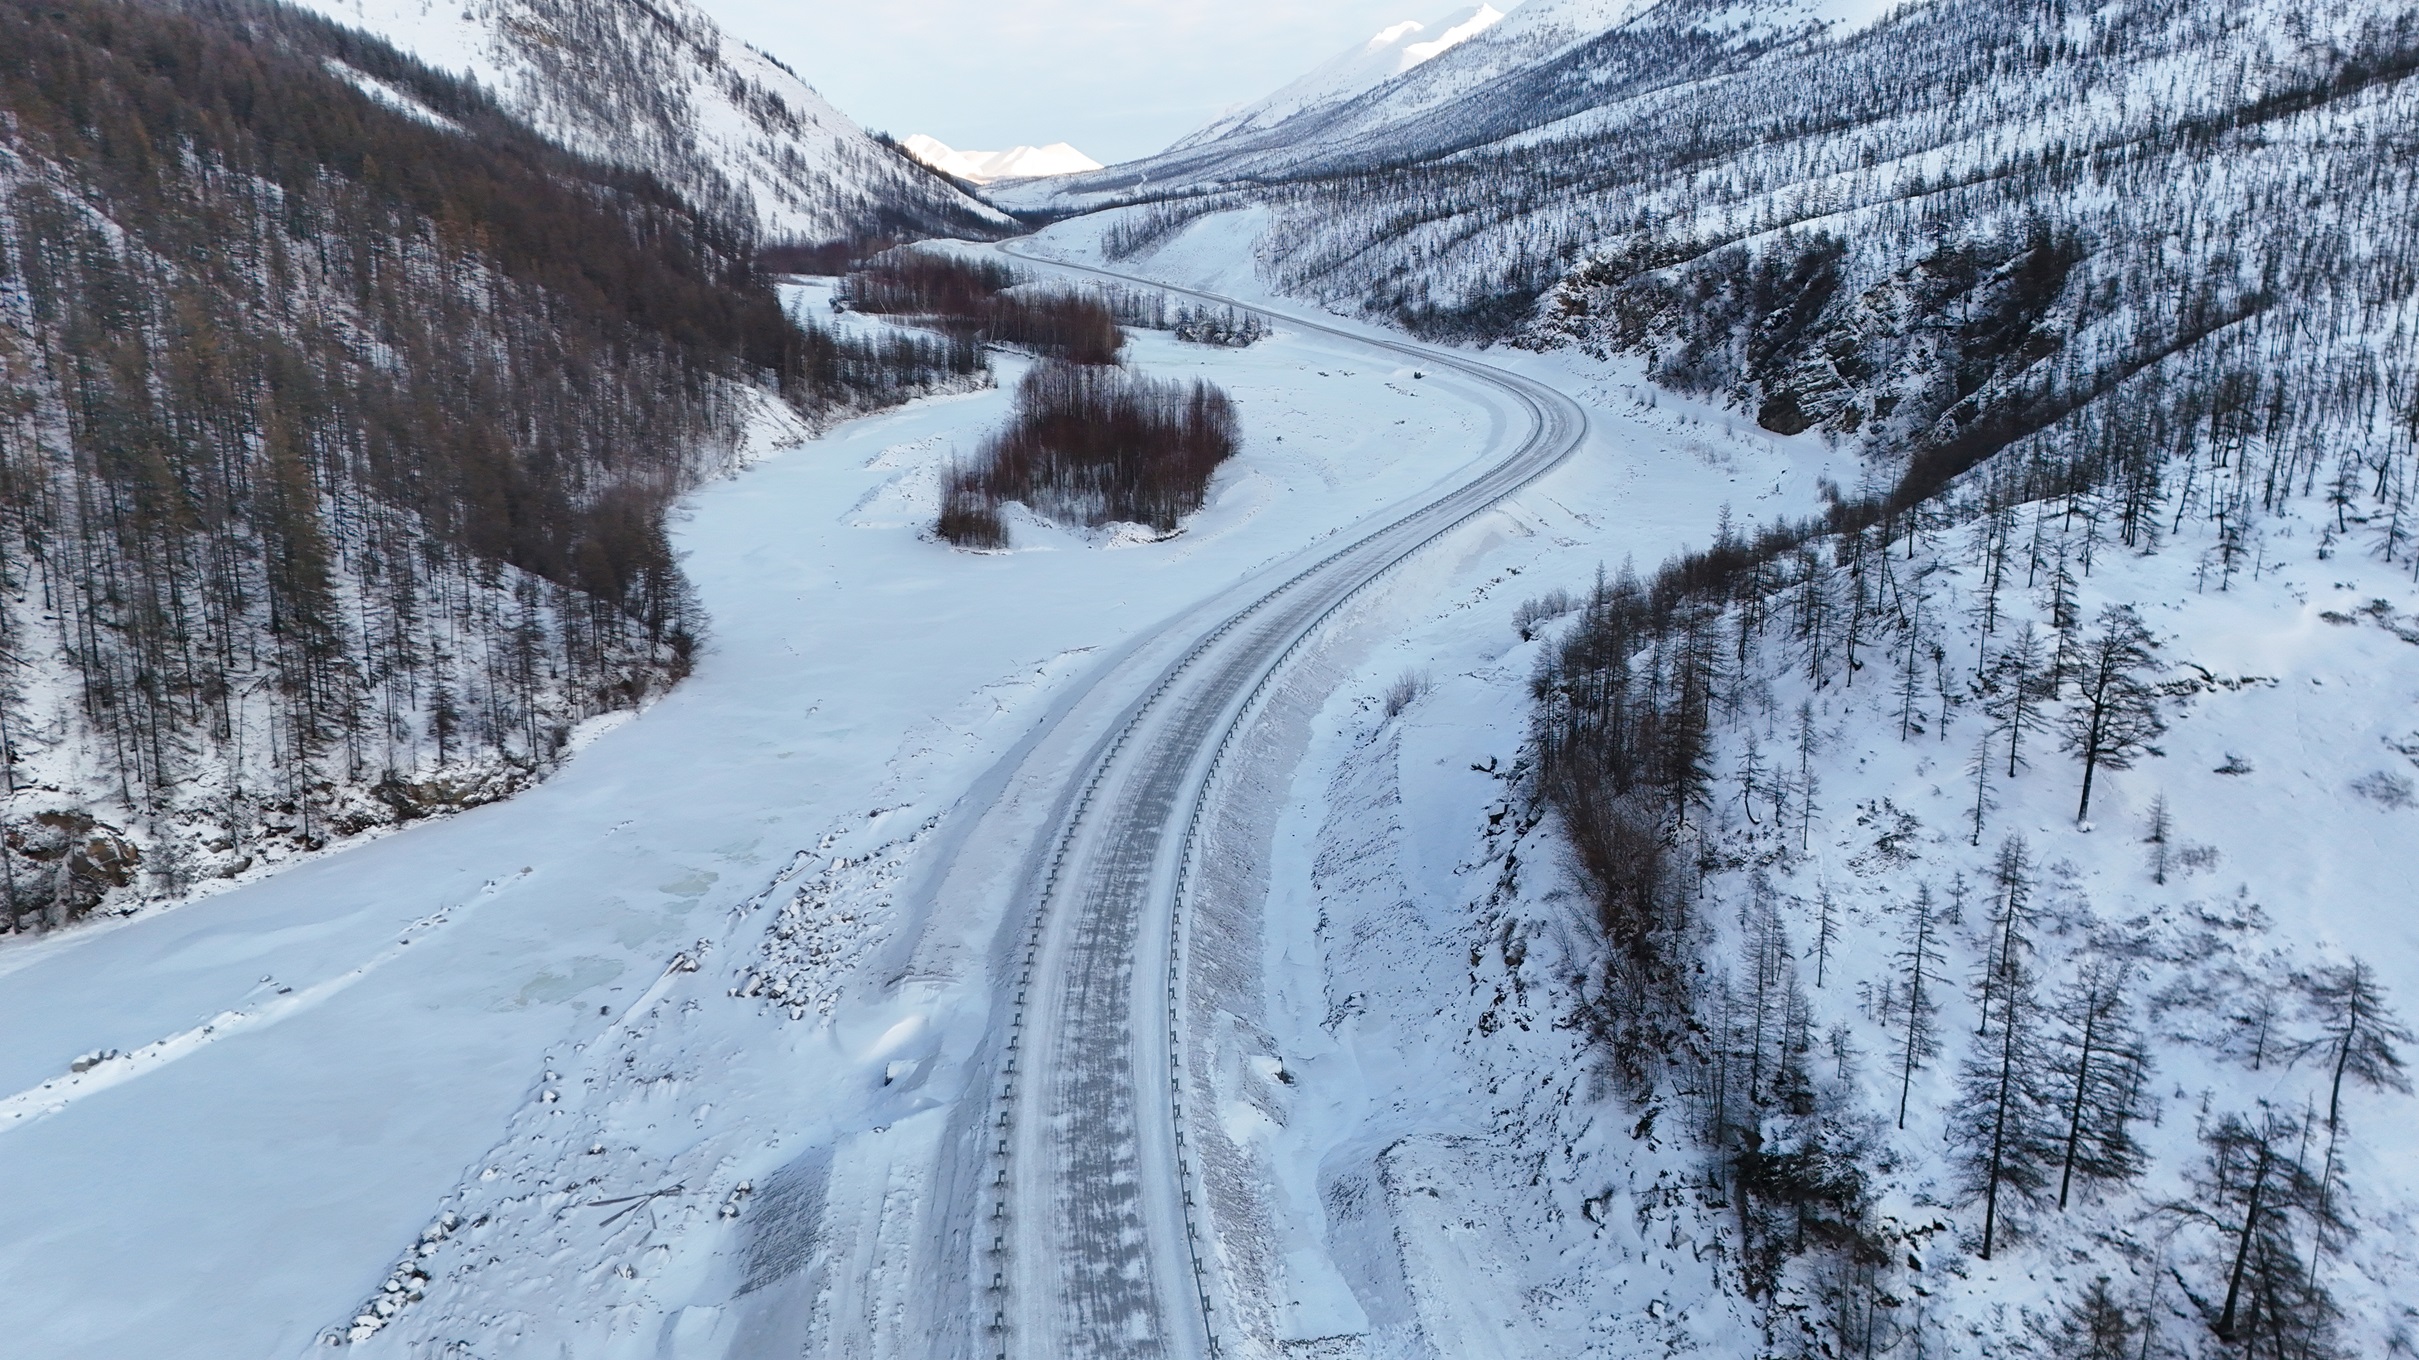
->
1241, 444, 2419, 1360
1028, 0, 2415, 573
292, 0, 1012, 242
1168, 4, 1505, 151
988, 0, 1898, 214
0, 0, 976, 935
902, 134, 1102, 184
1063, 215, 2418, 1360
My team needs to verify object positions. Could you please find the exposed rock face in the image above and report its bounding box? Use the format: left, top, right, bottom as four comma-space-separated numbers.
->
1542, 226, 2083, 454
6, 811, 142, 930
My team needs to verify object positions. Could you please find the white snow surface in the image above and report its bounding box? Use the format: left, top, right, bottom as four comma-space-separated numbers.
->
1025, 210, 2419, 1357
1172, 5, 1506, 150
991, 0, 1926, 215
902, 134, 1103, 183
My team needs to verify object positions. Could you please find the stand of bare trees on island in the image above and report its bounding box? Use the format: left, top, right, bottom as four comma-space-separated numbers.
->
828, 250, 1245, 550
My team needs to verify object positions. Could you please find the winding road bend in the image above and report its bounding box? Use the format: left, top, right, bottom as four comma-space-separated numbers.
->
914, 250, 1588, 1360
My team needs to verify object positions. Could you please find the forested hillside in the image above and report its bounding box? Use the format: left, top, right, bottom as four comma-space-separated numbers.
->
1018, 0, 2419, 1351
0, 0, 980, 929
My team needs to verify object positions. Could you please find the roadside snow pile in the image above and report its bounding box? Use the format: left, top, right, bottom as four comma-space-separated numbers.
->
737, 819, 937, 1020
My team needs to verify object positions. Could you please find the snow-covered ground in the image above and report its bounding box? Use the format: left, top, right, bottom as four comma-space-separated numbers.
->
1043, 209, 1850, 1356
1235, 499, 2419, 1357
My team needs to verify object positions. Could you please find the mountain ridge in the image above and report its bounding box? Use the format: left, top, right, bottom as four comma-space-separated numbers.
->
902, 134, 1102, 184
1167, 4, 1506, 152
289, 0, 1014, 243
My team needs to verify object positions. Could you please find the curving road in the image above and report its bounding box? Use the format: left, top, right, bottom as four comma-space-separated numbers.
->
903, 249, 1588, 1360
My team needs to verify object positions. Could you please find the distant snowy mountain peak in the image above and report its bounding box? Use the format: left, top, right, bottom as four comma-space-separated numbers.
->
1174, 4, 1505, 149
989, 0, 1906, 214
902, 135, 1104, 184
288, 0, 1010, 242
1404, 4, 1508, 61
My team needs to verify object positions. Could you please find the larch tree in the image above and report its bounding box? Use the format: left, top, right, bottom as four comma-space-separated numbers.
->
2044, 1276, 2143, 1360
2186, 1110, 2342, 1354
2047, 954, 2150, 1208
1953, 950, 2056, 1259
2059, 604, 2165, 822
2291, 960, 2413, 1134
1982, 621, 2053, 778
1893, 883, 1947, 1129
1966, 723, 1998, 847
1976, 835, 2035, 1036
2141, 793, 2173, 885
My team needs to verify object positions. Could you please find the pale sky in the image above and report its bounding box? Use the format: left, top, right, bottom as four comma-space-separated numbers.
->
690, 1, 1475, 164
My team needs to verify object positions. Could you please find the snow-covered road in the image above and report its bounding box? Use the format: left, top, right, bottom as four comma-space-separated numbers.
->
929, 250, 1588, 1359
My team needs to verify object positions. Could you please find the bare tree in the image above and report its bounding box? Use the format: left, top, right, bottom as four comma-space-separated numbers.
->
2041, 1276, 2143, 1360
1893, 884, 1947, 1129
2059, 605, 2165, 822
2290, 960, 2413, 1133
1966, 724, 1998, 846
2184, 1109, 2342, 1353
1977, 835, 2035, 1035
2049, 955, 2150, 1208
1982, 622, 2054, 778
2141, 793, 2173, 884
1953, 951, 2056, 1258
1793, 699, 1821, 852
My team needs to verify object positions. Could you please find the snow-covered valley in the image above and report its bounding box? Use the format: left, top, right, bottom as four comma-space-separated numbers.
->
7, 0, 2418, 1342
0, 229, 1709, 1355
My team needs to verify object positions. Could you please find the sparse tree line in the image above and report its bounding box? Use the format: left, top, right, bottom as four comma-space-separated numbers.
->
1098, 193, 1246, 262
1079, 8, 2418, 1340
836, 250, 1125, 366
0, 0, 978, 929
1469, 28, 2419, 1342
1079, 284, 1269, 350
1530, 379, 2414, 1350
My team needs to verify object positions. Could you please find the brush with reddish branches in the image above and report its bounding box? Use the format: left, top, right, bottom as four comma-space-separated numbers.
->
938, 361, 1239, 548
